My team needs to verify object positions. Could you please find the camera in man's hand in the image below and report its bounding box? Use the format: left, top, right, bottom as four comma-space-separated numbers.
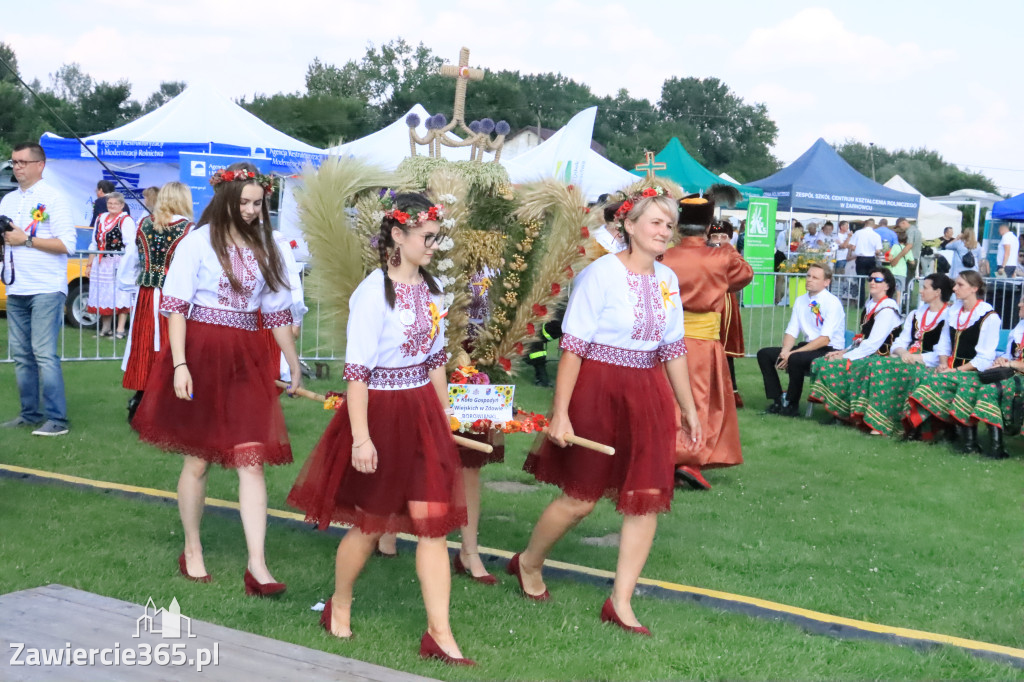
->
0, 215, 14, 233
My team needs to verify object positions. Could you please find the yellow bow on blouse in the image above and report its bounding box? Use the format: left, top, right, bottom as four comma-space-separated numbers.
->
429, 302, 448, 340
660, 281, 678, 309
478, 277, 492, 293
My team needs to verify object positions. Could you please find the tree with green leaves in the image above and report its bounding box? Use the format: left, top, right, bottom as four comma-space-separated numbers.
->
834, 140, 999, 197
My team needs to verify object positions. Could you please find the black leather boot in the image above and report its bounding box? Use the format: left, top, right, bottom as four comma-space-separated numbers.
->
985, 426, 1009, 459
959, 424, 980, 454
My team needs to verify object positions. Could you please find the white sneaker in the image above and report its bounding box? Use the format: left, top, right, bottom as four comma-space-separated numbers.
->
32, 420, 69, 436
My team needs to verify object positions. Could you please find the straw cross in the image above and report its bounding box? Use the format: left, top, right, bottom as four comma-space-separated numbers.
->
634, 151, 666, 179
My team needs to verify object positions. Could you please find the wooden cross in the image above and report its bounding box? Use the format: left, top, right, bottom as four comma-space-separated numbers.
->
635, 151, 667, 179
439, 47, 484, 125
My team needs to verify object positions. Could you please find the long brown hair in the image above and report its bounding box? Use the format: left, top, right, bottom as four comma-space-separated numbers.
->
196, 162, 286, 292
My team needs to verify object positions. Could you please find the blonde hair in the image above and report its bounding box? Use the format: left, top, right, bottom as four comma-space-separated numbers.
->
961, 228, 978, 250
153, 182, 194, 233
623, 195, 678, 228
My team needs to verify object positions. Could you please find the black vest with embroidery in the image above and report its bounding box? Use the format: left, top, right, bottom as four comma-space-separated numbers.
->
860, 306, 898, 356
910, 314, 946, 354
95, 214, 126, 252
950, 310, 995, 368
136, 217, 192, 288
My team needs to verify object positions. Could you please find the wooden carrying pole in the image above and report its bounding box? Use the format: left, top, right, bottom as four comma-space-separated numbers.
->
560, 433, 615, 456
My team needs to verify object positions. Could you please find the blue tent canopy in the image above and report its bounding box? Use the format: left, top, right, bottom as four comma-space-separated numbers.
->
749, 138, 920, 218
992, 193, 1024, 221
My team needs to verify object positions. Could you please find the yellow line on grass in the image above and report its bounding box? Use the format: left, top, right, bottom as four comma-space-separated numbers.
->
4, 461, 1023, 662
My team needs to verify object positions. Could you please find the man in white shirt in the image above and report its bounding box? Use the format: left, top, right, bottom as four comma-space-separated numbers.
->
842, 219, 883, 306
997, 223, 1019, 277
834, 221, 850, 271
756, 262, 846, 416
1, 142, 77, 436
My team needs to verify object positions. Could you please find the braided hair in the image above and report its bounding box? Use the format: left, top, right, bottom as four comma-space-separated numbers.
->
377, 192, 442, 308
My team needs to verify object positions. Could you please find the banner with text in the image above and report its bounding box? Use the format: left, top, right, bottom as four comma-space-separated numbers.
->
743, 196, 778, 306
448, 384, 515, 424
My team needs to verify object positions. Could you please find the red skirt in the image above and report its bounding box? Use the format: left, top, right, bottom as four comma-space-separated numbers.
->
458, 430, 505, 469
287, 384, 467, 537
123, 287, 168, 391
133, 320, 293, 468
524, 360, 675, 516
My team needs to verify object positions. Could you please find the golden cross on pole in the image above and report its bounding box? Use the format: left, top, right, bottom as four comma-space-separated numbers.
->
439, 47, 484, 126
635, 151, 667, 180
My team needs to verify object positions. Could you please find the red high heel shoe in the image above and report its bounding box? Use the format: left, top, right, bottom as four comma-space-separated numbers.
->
600, 598, 651, 636
419, 631, 475, 666
243, 569, 286, 597
319, 598, 352, 639
177, 552, 211, 583
453, 553, 498, 586
505, 553, 550, 601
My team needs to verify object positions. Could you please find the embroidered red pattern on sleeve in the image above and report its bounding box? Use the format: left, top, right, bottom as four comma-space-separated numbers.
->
658, 338, 688, 362
160, 295, 191, 315
425, 350, 447, 370
262, 309, 294, 329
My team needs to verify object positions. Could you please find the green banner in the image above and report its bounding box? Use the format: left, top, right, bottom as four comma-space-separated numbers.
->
742, 196, 778, 306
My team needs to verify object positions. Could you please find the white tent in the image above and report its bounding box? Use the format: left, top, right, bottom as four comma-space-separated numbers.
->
40, 84, 324, 226
883, 175, 962, 240
326, 104, 635, 201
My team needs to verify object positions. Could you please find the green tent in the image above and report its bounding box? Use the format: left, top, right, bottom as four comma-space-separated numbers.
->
631, 137, 762, 207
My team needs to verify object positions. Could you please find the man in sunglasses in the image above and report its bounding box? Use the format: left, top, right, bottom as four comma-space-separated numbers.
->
756, 262, 846, 417
0, 142, 77, 436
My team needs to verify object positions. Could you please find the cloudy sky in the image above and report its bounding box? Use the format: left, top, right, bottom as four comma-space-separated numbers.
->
5, 0, 1022, 194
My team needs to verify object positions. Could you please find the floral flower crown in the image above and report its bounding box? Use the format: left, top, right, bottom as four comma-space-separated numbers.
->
377, 188, 446, 226
613, 186, 669, 223
209, 168, 274, 195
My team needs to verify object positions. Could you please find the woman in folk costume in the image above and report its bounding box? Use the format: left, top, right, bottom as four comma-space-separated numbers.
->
512, 190, 703, 636
809, 267, 902, 428
85, 191, 136, 338
906, 270, 1001, 454
287, 192, 473, 665
660, 188, 752, 491
132, 163, 300, 595
851, 273, 952, 437
119, 182, 194, 422
983, 296, 1024, 459
590, 202, 627, 255
707, 219, 747, 408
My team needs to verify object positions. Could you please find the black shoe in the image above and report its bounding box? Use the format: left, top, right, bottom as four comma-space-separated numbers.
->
533, 364, 552, 388
984, 426, 1009, 459
762, 400, 783, 415
955, 424, 980, 454
780, 403, 801, 417
127, 391, 143, 424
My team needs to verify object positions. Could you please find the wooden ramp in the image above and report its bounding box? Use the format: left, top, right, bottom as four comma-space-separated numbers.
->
0, 585, 438, 682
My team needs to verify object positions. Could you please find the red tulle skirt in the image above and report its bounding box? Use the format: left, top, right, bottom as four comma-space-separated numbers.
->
123, 287, 169, 391
458, 430, 505, 469
524, 359, 676, 515
133, 320, 293, 468
287, 384, 467, 537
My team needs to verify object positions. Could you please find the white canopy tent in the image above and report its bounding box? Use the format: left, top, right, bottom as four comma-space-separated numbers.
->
883, 175, 962, 240
40, 83, 324, 227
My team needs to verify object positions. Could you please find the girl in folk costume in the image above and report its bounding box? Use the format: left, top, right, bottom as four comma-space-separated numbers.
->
985, 296, 1024, 459
589, 203, 627, 256
907, 270, 1002, 453
511, 192, 703, 635
853, 273, 953, 437
287, 193, 473, 665
85, 191, 136, 337
809, 267, 902, 427
132, 163, 300, 595
119, 182, 194, 422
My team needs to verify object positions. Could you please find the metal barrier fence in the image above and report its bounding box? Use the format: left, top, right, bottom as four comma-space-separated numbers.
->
4, 258, 1023, 364
1, 251, 343, 364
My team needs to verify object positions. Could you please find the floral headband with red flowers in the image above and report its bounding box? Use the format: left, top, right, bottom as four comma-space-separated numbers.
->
613, 185, 669, 223
378, 188, 446, 226
209, 168, 274, 195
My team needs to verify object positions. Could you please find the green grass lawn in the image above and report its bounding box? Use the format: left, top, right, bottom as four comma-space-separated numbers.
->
1, 357, 1022, 680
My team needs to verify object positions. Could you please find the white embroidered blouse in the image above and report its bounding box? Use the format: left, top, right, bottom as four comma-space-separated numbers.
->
559, 254, 687, 368
343, 269, 448, 390
891, 304, 950, 368
159, 227, 294, 331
